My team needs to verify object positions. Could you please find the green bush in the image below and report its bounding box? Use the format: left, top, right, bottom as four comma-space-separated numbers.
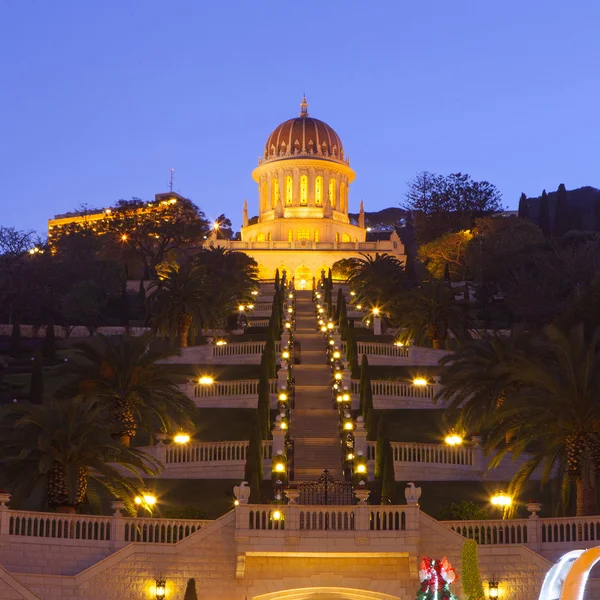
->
438, 500, 489, 521
461, 539, 486, 600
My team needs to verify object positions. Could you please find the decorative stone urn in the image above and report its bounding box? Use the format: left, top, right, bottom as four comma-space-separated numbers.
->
354, 489, 371, 505
0, 491, 11, 507
284, 489, 300, 504
527, 501, 542, 518
111, 499, 125, 516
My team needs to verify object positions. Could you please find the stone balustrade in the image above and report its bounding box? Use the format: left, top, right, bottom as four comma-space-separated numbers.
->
140, 440, 273, 479
248, 319, 270, 327
180, 378, 279, 408
367, 441, 474, 466
444, 515, 600, 561
343, 342, 449, 366
212, 341, 282, 356
350, 378, 444, 409
1, 507, 210, 549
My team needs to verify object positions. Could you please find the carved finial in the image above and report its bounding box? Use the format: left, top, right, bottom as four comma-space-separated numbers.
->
359, 200, 365, 229
300, 95, 308, 118
242, 198, 248, 228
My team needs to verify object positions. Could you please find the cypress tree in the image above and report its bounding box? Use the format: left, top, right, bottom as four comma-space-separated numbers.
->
517, 192, 529, 220
258, 352, 272, 438
380, 440, 396, 504
539, 190, 551, 236
461, 540, 486, 600
554, 183, 569, 237
338, 294, 348, 333
29, 349, 44, 404
244, 414, 263, 503
274, 268, 280, 291
42, 318, 56, 361
595, 194, 600, 233
346, 329, 359, 375
335, 288, 344, 322
359, 354, 375, 437
375, 414, 389, 480
10, 313, 21, 357
183, 579, 198, 600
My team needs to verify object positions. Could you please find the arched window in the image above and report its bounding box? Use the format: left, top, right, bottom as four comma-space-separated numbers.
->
340, 181, 346, 212
288, 230, 293, 242
342, 233, 351, 242
256, 233, 266, 242
335, 232, 340, 242
272, 178, 279, 208
297, 228, 311, 240
329, 178, 336, 207
314, 229, 320, 242
300, 175, 308, 205
315, 176, 323, 206
285, 175, 293, 205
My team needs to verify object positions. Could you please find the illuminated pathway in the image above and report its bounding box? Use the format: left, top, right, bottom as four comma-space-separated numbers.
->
290, 291, 343, 481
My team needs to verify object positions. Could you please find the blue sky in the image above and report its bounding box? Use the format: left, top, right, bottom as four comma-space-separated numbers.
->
1, 0, 599, 233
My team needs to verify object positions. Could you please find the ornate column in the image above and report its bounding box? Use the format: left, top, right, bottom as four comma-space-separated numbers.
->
293, 167, 300, 207
266, 173, 272, 212
308, 166, 315, 206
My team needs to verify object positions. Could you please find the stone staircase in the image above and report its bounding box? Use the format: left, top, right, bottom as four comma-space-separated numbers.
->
291, 291, 343, 481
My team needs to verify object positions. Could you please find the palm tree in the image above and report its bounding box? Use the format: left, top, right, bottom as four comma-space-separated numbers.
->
344, 253, 408, 309
392, 279, 470, 349
437, 329, 536, 433
0, 397, 158, 513
61, 333, 195, 447
487, 324, 600, 516
148, 261, 214, 347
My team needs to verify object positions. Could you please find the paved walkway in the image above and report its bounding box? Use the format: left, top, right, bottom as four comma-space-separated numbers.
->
291, 291, 342, 481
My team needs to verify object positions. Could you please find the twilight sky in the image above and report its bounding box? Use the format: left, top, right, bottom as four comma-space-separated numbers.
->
1, 0, 599, 234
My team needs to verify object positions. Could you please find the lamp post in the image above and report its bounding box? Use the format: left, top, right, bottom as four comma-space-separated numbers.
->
155, 579, 166, 600
487, 577, 499, 598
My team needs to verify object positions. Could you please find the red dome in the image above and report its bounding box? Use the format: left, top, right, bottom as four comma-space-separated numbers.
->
263, 97, 345, 163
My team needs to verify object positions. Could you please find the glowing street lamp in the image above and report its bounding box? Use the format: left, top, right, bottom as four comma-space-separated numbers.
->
173, 433, 191, 444
282, 350, 290, 360
155, 578, 166, 600
333, 350, 341, 359
334, 372, 342, 381
413, 377, 428, 386
274, 462, 286, 473
356, 464, 366, 474
491, 492, 512, 508
372, 307, 380, 316
199, 375, 214, 385
444, 431, 463, 446
344, 421, 353, 431
238, 305, 245, 312
278, 392, 288, 402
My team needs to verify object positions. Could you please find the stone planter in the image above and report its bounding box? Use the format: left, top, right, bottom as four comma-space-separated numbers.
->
354, 489, 371, 505
527, 501, 542, 518
284, 489, 300, 504
0, 492, 11, 507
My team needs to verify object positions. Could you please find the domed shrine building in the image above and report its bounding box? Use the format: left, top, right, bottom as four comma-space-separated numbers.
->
210, 97, 406, 287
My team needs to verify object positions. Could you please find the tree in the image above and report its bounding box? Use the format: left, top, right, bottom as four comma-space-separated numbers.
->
404, 171, 503, 243
147, 262, 213, 348
213, 214, 233, 240
486, 324, 600, 516
244, 414, 263, 504
342, 253, 408, 310
29, 349, 44, 404
539, 189, 551, 236
380, 439, 395, 504
417, 230, 473, 281
437, 330, 535, 434
438, 500, 489, 521
0, 397, 158, 513
359, 355, 375, 439
392, 280, 470, 349
42, 319, 56, 361
108, 197, 209, 277
257, 352, 272, 440
517, 193, 529, 220
461, 540, 486, 600
183, 579, 199, 600
554, 183, 570, 237
60, 333, 195, 447
10, 314, 21, 356
60, 280, 103, 334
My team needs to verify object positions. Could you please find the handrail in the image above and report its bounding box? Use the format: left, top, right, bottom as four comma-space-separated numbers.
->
366, 441, 474, 466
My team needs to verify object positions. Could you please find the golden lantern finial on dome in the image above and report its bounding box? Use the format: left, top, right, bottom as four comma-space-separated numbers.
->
300, 95, 308, 117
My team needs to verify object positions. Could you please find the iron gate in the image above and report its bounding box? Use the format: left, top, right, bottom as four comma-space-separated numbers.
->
297, 470, 353, 505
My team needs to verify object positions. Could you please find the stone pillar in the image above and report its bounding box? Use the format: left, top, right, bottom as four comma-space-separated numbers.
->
354, 416, 367, 458
0, 492, 11, 546
110, 500, 127, 550
272, 424, 286, 457
373, 316, 382, 336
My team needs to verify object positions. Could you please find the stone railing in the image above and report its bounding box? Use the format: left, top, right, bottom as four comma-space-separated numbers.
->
367, 441, 474, 466
444, 515, 600, 559
356, 341, 409, 357
350, 379, 444, 409
211, 341, 281, 356
248, 319, 270, 328
138, 440, 273, 480
162, 440, 273, 465
2, 507, 210, 548
235, 503, 420, 534
190, 379, 278, 398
